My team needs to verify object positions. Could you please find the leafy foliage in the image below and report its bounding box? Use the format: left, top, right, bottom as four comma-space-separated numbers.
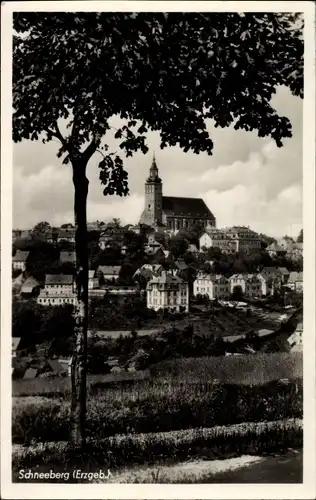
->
13, 12, 303, 191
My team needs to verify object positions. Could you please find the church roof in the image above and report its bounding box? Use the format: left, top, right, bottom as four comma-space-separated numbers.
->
162, 196, 214, 219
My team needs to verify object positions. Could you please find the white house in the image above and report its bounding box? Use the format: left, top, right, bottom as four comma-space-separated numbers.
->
199, 228, 237, 253
229, 274, 262, 298
193, 273, 230, 300
146, 272, 189, 312
12, 250, 29, 271
37, 274, 77, 306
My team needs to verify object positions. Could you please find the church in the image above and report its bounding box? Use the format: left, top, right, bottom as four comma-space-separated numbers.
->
139, 155, 216, 232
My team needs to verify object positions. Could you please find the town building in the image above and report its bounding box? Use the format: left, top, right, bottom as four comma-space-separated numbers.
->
20, 277, 41, 298
37, 274, 77, 306
199, 228, 238, 253
146, 272, 189, 312
199, 226, 261, 253
266, 242, 287, 258
229, 273, 262, 298
12, 250, 29, 271
287, 271, 303, 292
60, 251, 76, 264
56, 228, 76, 243
257, 267, 284, 295
96, 265, 121, 282
88, 269, 99, 289
139, 155, 216, 232
193, 273, 230, 300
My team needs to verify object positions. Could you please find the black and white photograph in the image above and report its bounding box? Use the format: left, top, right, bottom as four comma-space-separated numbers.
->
1, 1, 315, 498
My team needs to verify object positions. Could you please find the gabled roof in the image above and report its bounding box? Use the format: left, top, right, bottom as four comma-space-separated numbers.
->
147, 272, 186, 287
278, 267, 290, 275
45, 274, 74, 285
13, 250, 29, 262
266, 242, 286, 252
162, 196, 215, 219
89, 270, 96, 279
60, 251, 76, 263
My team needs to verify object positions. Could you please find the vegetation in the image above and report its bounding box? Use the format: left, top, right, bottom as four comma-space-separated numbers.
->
13, 418, 302, 481
13, 378, 302, 445
13, 11, 303, 445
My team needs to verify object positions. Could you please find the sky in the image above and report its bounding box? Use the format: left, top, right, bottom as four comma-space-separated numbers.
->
13, 86, 302, 239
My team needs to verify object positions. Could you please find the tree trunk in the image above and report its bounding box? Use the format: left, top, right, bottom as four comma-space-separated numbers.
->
71, 157, 89, 447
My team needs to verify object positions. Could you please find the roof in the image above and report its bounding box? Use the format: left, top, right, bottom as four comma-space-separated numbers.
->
288, 271, 303, 282
45, 274, 74, 285
266, 242, 286, 252
13, 250, 29, 262
278, 267, 290, 275
47, 360, 67, 372
162, 196, 214, 219
58, 229, 76, 239
23, 368, 37, 379
175, 260, 188, 271
12, 338, 21, 351
89, 270, 96, 278
60, 251, 76, 263
261, 267, 283, 276
147, 272, 186, 287
21, 277, 40, 294
97, 265, 121, 276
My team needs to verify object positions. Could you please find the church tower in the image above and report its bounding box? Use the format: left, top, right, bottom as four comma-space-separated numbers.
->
142, 154, 163, 225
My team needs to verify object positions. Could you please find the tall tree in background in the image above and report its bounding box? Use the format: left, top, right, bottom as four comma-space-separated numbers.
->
13, 12, 303, 447
297, 229, 303, 243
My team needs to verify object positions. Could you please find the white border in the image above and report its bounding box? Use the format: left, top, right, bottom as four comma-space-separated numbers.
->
1, 1, 315, 499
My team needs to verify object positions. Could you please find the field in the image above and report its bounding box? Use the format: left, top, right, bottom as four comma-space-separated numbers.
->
12, 352, 303, 397
12, 352, 303, 481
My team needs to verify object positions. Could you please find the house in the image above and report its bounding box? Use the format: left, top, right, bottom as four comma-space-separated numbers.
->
229, 274, 262, 298
171, 259, 188, 275
45, 230, 59, 243
98, 225, 124, 249
147, 271, 189, 312
60, 251, 76, 264
257, 268, 283, 296
287, 321, 303, 352
20, 277, 41, 298
266, 242, 287, 258
12, 338, 22, 358
57, 229, 76, 243
278, 267, 290, 284
12, 250, 29, 271
287, 271, 303, 292
193, 273, 230, 300
88, 269, 99, 289
133, 264, 164, 279
37, 274, 77, 306
97, 265, 121, 282
199, 228, 238, 253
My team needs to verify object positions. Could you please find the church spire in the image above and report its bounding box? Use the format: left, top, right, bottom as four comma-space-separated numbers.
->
148, 152, 161, 182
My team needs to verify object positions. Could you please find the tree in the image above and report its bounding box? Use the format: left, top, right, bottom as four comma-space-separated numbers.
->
13, 12, 303, 447
169, 236, 189, 260
297, 229, 303, 243
32, 221, 51, 233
